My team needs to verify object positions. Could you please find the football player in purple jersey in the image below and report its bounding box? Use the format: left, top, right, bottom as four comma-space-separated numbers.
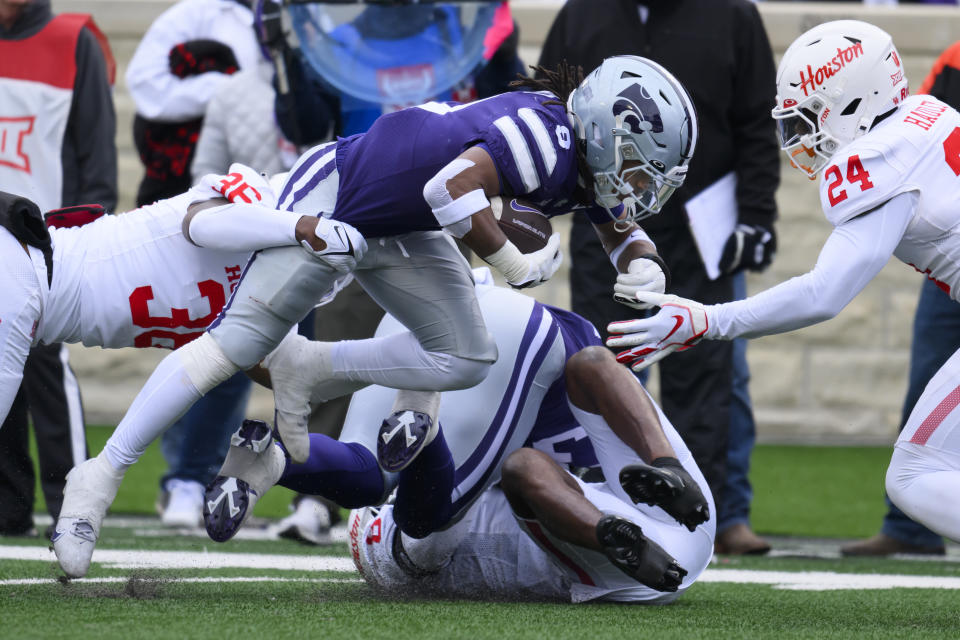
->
203, 270, 712, 595
53, 55, 698, 579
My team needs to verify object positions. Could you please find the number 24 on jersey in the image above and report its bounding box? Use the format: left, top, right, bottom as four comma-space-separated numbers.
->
825, 154, 874, 207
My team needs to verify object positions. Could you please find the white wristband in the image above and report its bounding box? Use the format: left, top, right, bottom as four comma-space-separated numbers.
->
609, 227, 654, 270
483, 239, 529, 284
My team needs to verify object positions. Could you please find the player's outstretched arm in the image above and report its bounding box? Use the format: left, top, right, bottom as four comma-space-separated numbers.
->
182, 165, 309, 253
184, 196, 331, 254
607, 192, 917, 371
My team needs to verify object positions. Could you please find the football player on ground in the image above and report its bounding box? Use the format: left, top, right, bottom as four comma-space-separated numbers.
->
0, 164, 334, 425
204, 269, 714, 597
607, 20, 960, 544
53, 55, 700, 578
348, 446, 704, 604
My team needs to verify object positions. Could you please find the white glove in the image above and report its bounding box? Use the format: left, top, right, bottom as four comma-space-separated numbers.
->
300, 217, 367, 272
605, 292, 710, 372
194, 163, 277, 208
485, 233, 563, 289
613, 257, 667, 309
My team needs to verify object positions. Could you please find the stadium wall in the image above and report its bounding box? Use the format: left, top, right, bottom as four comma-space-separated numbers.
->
54, 0, 960, 444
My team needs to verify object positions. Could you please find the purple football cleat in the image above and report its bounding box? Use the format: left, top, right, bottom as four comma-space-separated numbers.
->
203, 419, 285, 543
203, 476, 255, 543
376, 410, 437, 472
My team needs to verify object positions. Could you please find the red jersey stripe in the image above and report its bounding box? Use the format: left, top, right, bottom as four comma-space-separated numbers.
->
910, 384, 960, 445
524, 520, 596, 587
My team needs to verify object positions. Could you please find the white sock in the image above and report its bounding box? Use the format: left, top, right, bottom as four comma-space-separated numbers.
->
103, 350, 202, 471
391, 390, 441, 424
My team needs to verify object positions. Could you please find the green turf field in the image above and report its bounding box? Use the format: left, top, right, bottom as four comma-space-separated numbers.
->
4, 427, 956, 639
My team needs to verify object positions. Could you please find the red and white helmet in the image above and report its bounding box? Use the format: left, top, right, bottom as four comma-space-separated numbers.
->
772, 20, 908, 178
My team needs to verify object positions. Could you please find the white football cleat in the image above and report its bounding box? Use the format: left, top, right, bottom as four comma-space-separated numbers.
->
203, 420, 286, 542
52, 454, 125, 578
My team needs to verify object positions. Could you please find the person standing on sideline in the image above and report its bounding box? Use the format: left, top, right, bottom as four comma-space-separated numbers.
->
537, 0, 779, 554
0, 0, 116, 539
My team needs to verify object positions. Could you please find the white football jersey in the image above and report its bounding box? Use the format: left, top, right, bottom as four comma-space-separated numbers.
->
352, 488, 572, 602
353, 480, 711, 604
820, 95, 960, 299
39, 192, 251, 349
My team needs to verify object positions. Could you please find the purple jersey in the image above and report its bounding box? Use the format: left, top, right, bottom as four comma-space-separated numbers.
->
524, 303, 603, 471
278, 91, 612, 237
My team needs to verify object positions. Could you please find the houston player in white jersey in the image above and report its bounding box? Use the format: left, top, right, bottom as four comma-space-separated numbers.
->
0, 164, 334, 463
205, 272, 713, 598
606, 20, 960, 544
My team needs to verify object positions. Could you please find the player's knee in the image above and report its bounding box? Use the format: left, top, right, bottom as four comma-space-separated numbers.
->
441, 354, 492, 390
565, 346, 615, 407
177, 333, 240, 393
501, 448, 550, 498
566, 346, 615, 381
885, 455, 907, 508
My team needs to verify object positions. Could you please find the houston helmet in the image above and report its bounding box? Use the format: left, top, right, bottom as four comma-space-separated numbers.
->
567, 55, 697, 223
772, 20, 908, 178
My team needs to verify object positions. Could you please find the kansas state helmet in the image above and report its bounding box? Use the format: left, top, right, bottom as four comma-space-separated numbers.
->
567, 55, 697, 222
772, 20, 908, 178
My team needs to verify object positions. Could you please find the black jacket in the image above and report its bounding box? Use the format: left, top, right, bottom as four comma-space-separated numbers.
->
0, 0, 117, 210
538, 0, 779, 232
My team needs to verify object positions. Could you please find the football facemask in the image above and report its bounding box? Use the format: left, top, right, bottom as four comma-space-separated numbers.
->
592, 148, 688, 221
772, 99, 838, 179
568, 55, 697, 225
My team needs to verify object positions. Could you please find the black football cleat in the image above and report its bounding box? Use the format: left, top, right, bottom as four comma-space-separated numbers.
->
596, 514, 687, 592
376, 410, 437, 472
619, 459, 710, 532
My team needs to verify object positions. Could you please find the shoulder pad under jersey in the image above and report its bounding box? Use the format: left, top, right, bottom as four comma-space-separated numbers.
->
818, 139, 910, 227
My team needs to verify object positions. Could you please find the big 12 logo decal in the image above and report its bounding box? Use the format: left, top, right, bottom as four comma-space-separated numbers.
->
0, 116, 35, 173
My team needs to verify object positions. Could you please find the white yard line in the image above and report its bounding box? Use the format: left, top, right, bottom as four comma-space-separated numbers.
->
0, 576, 363, 586
3, 545, 960, 590
698, 569, 960, 591
0, 546, 355, 571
